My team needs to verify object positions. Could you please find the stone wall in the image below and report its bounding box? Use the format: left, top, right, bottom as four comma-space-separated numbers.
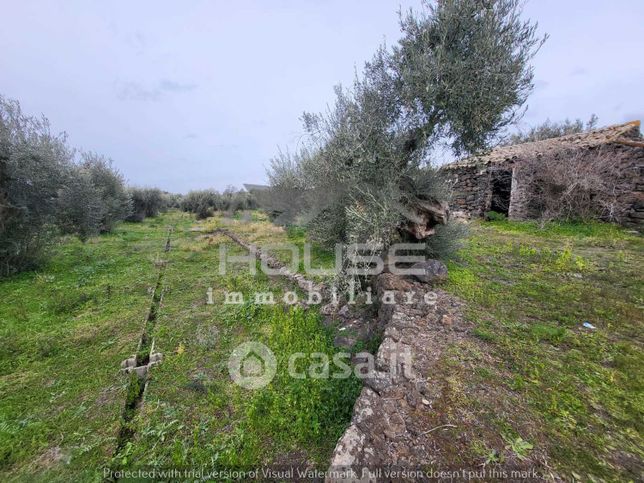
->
508, 143, 644, 227
327, 274, 551, 481
442, 165, 494, 218
443, 143, 644, 228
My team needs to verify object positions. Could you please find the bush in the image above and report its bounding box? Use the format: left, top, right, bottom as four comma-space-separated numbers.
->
126, 188, 165, 222
180, 187, 256, 218
195, 202, 213, 220
163, 192, 183, 210
516, 147, 634, 222
1, 97, 75, 275
503, 115, 598, 145
56, 169, 104, 241
81, 153, 132, 232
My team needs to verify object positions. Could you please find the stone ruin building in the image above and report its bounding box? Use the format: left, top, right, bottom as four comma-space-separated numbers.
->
442, 120, 644, 228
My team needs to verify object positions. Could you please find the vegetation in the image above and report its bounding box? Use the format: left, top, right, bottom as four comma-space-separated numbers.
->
514, 146, 634, 223
265, 0, 546, 267
126, 187, 166, 222
0, 1, 639, 480
445, 219, 643, 480
504, 114, 598, 145
0, 211, 358, 479
180, 187, 256, 219
0, 216, 172, 478
0, 95, 179, 277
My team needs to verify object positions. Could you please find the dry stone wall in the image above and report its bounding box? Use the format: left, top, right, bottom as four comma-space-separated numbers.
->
328, 273, 473, 477
443, 143, 644, 228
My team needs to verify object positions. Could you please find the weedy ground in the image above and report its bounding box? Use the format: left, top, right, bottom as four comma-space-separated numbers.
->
445, 219, 643, 481
0, 211, 358, 481
0, 211, 641, 481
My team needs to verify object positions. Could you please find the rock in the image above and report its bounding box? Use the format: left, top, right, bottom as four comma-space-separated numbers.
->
320, 303, 337, 315
149, 352, 163, 364
120, 356, 136, 369
338, 304, 350, 317
410, 260, 448, 284
441, 314, 454, 327
334, 335, 357, 349
375, 273, 412, 295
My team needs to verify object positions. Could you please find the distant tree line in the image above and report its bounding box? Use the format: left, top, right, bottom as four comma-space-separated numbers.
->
264, 0, 546, 271
180, 187, 256, 219
0, 96, 173, 277
504, 114, 598, 145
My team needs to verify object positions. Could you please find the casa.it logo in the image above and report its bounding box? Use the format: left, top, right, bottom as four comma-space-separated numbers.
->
227, 341, 277, 390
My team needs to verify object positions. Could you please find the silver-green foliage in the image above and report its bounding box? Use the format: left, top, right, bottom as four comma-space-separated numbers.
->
265, 0, 545, 261
504, 114, 598, 145
180, 187, 257, 219
81, 152, 132, 232
126, 187, 165, 222
0, 96, 132, 276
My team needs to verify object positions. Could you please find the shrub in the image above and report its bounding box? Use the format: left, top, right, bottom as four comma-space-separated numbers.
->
1, 96, 75, 275
0, 95, 157, 276
163, 192, 183, 210
517, 147, 634, 222
56, 168, 104, 241
195, 202, 213, 220
126, 188, 165, 222
504, 115, 598, 146
181, 188, 256, 217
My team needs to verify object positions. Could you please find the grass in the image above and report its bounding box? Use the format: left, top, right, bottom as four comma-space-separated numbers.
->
123, 219, 358, 469
199, 212, 338, 282
2, 209, 641, 480
444, 219, 643, 481
0, 211, 359, 480
0, 214, 176, 480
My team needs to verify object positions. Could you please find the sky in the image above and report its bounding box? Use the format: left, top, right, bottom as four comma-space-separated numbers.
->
1, 0, 643, 193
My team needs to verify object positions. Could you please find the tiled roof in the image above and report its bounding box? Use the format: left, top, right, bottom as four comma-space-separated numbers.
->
444, 120, 641, 169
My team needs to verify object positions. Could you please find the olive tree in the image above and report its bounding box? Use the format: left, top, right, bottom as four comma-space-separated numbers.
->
0, 96, 135, 275
56, 168, 104, 241
0, 96, 74, 275
126, 187, 165, 221
81, 152, 132, 232
504, 114, 598, 145
266, 0, 545, 266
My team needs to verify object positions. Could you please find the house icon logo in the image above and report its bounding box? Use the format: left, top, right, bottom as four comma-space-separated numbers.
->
228, 341, 277, 389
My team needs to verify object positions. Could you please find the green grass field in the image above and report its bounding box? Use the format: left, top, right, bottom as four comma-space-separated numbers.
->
0, 212, 358, 481
445, 219, 643, 480
0, 211, 642, 481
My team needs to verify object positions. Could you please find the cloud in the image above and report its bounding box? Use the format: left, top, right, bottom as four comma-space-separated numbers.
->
116, 79, 198, 101
185, 133, 198, 139
159, 79, 197, 92
116, 81, 160, 101
570, 67, 587, 77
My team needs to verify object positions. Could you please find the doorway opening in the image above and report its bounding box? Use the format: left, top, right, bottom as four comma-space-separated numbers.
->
489, 169, 512, 216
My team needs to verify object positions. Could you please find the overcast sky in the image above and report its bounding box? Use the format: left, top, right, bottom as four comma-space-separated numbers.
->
1, 0, 643, 193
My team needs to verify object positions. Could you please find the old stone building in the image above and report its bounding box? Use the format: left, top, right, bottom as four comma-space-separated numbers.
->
442, 120, 644, 227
